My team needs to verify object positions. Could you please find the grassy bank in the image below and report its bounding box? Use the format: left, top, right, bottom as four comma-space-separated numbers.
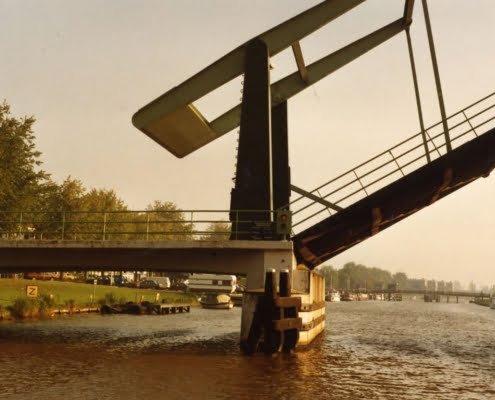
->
0, 278, 198, 312
472, 299, 490, 307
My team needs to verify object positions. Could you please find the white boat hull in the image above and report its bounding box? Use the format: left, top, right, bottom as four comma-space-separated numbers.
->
200, 301, 234, 310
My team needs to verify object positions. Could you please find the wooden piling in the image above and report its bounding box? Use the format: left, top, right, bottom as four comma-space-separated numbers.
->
263, 270, 281, 355
280, 270, 299, 353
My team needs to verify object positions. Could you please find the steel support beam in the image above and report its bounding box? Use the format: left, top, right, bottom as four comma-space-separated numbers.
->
403, 0, 415, 25
272, 101, 291, 213
291, 185, 343, 212
230, 39, 272, 239
406, 27, 430, 162
422, 0, 451, 152
291, 41, 308, 83
133, 0, 366, 133
211, 18, 407, 135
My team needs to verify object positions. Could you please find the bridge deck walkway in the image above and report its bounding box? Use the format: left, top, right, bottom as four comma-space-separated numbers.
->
0, 240, 293, 274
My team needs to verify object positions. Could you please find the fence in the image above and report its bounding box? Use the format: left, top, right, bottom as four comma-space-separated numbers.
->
0, 209, 280, 241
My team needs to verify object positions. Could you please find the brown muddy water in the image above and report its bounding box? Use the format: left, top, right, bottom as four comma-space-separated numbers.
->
0, 301, 494, 400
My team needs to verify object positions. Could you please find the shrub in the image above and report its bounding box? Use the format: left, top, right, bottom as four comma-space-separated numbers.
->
98, 292, 117, 306
38, 293, 56, 315
65, 299, 75, 309
118, 297, 127, 305
7, 297, 39, 319
40, 293, 56, 308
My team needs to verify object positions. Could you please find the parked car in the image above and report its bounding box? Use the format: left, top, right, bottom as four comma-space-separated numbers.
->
150, 276, 171, 289
138, 279, 161, 290
113, 275, 129, 287
96, 276, 112, 286
24, 272, 59, 281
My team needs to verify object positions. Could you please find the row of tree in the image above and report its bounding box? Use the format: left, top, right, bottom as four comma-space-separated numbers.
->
0, 101, 228, 240
317, 262, 476, 292
317, 262, 398, 291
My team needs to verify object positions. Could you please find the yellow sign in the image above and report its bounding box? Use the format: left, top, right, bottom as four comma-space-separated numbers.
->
26, 285, 38, 298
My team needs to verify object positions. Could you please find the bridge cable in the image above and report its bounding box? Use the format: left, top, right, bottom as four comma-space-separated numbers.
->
406, 27, 431, 163
422, 0, 452, 153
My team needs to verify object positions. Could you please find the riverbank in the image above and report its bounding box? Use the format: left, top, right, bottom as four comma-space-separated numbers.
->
0, 278, 198, 320
471, 298, 491, 307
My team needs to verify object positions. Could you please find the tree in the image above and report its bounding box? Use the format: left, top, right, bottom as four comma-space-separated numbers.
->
317, 265, 338, 291
38, 177, 130, 239
144, 200, 192, 240
200, 222, 230, 241
81, 188, 129, 239
392, 272, 408, 289
0, 101, 50, 236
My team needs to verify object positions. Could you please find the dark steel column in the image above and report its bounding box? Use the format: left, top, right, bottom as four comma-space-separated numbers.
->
272, 101, 290, 212
230, 39, 272, 239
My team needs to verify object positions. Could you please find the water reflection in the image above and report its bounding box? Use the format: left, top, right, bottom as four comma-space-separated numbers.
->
0, 303, 494, 399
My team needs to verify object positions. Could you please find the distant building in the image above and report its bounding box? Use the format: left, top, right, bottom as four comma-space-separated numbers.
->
407, 279, 426, 291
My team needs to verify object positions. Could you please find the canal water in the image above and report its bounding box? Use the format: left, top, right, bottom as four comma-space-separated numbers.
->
0, 301, 494, 400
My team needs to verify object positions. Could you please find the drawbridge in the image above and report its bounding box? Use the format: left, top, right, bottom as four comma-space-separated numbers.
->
133, 0, 494, 270
291, 93, 495, 268
1, 0, 493, 355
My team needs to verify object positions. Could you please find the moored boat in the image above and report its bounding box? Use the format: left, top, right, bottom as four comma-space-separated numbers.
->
325, 290, 340, 302
230, 293, 243, 307
340, 292, 354, 301
199, 293, 234, 309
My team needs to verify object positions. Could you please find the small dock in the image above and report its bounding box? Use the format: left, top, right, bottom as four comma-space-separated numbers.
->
100, 302, 192, 315
156, 303, 191, 314
52, 307, 99, 315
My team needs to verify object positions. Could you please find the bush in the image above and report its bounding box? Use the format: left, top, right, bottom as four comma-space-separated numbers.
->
98, 292, 117, 306
38, 293, 56, 315
7, 297, 39, 319
40, 293, 56, 308
65, 299, 75, 309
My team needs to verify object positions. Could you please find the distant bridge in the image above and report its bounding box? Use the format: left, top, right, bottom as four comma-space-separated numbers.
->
349, 288, 492, 300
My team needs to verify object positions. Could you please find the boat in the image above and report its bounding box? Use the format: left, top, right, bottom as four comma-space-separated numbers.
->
325, 290, 340, 302
230, 293, 243, 307
199, 293, 234, 310
340, 292, 354, 301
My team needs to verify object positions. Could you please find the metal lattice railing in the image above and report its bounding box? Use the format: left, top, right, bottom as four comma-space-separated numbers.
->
0, 210, 281, 241
290, 91, 495, 232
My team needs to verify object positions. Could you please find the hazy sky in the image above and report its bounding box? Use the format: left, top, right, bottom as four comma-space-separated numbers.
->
1, 0, 494, 287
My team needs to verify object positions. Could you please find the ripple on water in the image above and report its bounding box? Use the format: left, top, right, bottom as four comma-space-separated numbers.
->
0, 302, 494, 400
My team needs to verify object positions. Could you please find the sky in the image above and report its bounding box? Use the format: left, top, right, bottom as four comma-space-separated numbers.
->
1, 0, 494, 288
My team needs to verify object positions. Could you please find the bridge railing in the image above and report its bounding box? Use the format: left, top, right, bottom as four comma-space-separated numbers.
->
0, 210, 280, 241
290, 91, 495, 232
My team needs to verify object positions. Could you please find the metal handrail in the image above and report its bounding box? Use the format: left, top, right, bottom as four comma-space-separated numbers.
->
290, 91, 495, 230
0, 210, 281, 241
294, 114, 495, 228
